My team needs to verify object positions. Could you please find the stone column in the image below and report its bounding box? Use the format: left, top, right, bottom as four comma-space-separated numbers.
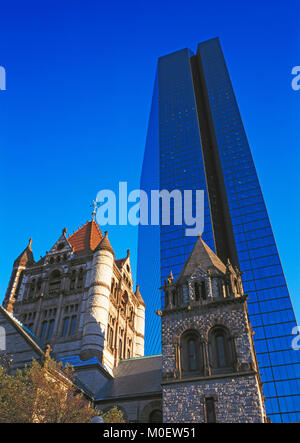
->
80, 239, 114, 362
135, 303, 145, 357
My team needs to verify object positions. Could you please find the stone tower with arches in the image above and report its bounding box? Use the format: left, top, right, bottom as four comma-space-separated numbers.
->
160, 235, 267, 423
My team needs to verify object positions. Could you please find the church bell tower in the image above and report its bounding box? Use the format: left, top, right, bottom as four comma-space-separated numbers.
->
160, 235, 267, 423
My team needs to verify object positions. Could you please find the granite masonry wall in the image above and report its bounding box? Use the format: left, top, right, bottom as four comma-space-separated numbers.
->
163, 376, 264, 423
161, 299, 266, 423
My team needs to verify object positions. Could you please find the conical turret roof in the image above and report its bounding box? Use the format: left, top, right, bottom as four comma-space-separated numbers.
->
13, 238, 34, 267
95, 231, 114, 255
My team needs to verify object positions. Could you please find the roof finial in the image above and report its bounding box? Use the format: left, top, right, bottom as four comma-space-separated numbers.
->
90, 200, 98, 221
167, 270, 174, 283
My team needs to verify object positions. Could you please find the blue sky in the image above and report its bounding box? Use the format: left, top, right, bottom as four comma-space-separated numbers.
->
0, 0, 299, 318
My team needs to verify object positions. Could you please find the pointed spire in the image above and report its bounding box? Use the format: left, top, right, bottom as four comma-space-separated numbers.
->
177, 235, 226, 282
95, 231, 114, 255
13, 239, 34, 267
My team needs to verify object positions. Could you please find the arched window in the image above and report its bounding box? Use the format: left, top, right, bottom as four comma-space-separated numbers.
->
187, 339, 197, 371
215, 332, 227, 367
180, 330, 203, 376
209, 326, 234, 373
149, 409, 163, 423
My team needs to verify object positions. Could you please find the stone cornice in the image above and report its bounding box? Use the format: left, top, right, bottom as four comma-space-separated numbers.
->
95, 391, 162, 403
162, 295, 248, 316
161, 369, 258, 386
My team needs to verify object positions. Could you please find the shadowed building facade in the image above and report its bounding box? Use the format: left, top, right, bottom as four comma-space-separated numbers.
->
137, 37, 300, 422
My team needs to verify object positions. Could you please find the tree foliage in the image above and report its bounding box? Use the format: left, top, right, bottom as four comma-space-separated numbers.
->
0, 356, 126, 423
0, 357, 96, 423
102, 405, 126, 423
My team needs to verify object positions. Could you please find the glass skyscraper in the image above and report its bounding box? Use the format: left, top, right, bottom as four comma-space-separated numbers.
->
137, 37, 300, 422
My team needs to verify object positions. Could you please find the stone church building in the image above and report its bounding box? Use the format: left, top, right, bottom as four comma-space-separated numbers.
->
0, 219, 267, 423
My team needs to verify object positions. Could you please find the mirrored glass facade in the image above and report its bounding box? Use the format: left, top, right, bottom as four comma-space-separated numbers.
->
137, 37, 300, 422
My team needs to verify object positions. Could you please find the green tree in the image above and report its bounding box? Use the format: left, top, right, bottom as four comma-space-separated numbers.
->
0, 357, 95, 423
0, 357, 126, 423
102, 405, 125, 423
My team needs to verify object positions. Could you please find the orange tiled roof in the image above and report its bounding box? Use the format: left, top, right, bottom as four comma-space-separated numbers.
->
68, 220, 103, 254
